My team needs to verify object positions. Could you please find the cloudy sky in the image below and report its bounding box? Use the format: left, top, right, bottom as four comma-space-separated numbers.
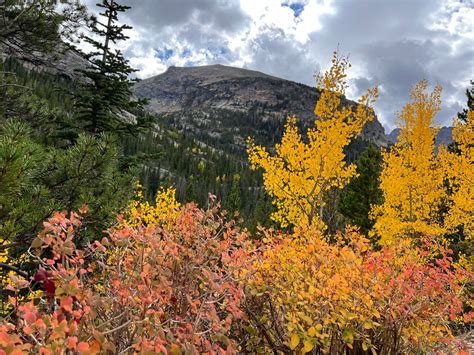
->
85, 0, 473, 131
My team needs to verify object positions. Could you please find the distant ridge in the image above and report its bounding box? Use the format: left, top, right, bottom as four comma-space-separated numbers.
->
164, 64, 281, 84
133, 64, 388, 153
386, 127, 453, 148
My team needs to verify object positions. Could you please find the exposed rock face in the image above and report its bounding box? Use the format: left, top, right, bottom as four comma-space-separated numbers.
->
386, 127, 453, 148
133, 64, 388, 152
436, 126, 454, 147
386, 128, 401, 145
2, 42, 88, 81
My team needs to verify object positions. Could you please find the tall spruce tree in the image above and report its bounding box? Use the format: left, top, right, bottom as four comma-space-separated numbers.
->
457, 81, 473, 125
227, 174, 242, 215
339, 143, 384, 236
71, 0, 148, 135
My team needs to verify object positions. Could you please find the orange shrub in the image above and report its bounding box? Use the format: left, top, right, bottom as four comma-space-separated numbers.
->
244, 227, 473, 354
0, 206, 472, 354
0, 201, 254, 353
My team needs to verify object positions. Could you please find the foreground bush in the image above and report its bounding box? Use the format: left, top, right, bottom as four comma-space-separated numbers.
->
244, 228, 472, 354
0, 202, 472, 353
0, 199, 254, 353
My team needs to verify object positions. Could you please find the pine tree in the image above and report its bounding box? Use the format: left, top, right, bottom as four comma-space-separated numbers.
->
226, 174, 242, 215
71, 0, 149, 135
457, 81, 473, 124
0, 119, 135, 248
449, 81, 473, 154
339, 143, 383, 236
0, 58, 61, 140
0, 1, 139, 279
0, 121, 48, 245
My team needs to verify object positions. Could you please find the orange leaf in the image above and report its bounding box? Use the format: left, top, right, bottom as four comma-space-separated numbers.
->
60, 296, 73, 312
77, 342, 90, 353
67, 336, 78, 349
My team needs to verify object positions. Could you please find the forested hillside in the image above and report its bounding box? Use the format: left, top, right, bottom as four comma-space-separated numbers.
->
2, 54, 389, 232
1, 1, 472, 354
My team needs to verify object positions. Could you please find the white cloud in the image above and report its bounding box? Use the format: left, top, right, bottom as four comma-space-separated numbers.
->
80, 0, 473, 131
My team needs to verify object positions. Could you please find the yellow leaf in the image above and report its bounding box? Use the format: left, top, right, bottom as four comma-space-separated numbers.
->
363, 321, 372, 329
308, 326, 317, 337
302, 340, 314, 353
289, 334, 300, 350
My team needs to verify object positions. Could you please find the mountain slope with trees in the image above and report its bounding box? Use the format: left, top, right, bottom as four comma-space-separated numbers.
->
133, 64, 388, 156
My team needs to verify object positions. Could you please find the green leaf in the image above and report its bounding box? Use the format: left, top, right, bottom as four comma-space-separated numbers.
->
342, 328, 354, 344
245, 325, 257, 335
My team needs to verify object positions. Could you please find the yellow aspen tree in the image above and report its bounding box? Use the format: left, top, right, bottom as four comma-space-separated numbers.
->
371, 80, 446, 244
247, 52, 378, 229
440, 109, 473, 242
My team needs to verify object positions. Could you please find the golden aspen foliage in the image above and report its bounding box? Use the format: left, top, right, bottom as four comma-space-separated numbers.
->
440, 109, 474, 243
371, 80, 447, 244
247, 52, 378, 229
0, 248, 41, 314
122, 182, 181, 228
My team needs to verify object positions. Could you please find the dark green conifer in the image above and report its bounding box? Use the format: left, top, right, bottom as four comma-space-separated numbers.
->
339, 143, 384, 236
227, 174, 242, 215
72, 0, 149, 135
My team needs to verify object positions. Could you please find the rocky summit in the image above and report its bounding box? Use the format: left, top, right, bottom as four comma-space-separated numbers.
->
133, 64, 388, 155
386, 126, 453, 148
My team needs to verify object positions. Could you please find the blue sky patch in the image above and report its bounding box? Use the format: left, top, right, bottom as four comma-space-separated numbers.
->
184, 60, 197, 67
281, 1, 305, 17
181, 48, 192, 58
207, 46, 233, 60
155, 47, 174, 61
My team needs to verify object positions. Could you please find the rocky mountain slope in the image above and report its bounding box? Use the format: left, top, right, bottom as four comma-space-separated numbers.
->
386, 127, 453, 148
133, 64, 388, 156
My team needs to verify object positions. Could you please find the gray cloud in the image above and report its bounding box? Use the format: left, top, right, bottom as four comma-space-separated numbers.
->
83, 0, 473, 130
122, 0, 249, 34
302, 0, 473, 128
242, 27, 321, 84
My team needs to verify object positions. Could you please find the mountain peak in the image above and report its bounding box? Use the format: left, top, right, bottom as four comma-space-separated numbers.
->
386, 126, 453, 148
133, 64, 388, 151
156, 64, 279, 86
